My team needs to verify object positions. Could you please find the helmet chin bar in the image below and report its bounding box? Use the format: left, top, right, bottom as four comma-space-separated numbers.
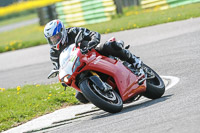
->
52, 37, 63, 50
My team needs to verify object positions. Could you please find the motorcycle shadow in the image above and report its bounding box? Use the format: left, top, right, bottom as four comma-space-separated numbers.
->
91, 94, 173, 119
122, 94, 173, 112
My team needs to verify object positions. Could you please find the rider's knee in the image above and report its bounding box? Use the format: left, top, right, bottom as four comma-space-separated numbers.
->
110, 40, 124, 51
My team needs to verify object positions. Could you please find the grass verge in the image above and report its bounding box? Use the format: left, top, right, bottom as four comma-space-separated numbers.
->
0, 24, 46, 53
84, 4, 200, 33
0, 3, 200, 53
0, 84, 79, 132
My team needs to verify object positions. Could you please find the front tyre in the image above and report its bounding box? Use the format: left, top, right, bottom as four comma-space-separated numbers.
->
80, 79, 123, 113
143, 65, 165, 99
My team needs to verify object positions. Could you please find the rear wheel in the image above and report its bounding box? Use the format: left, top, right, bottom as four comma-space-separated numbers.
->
80, 79, 123, 113
143, 65, 165, 99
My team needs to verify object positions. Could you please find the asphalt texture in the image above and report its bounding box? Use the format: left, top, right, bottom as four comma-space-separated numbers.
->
1, 18, 200, 133
0, 18, 39, 33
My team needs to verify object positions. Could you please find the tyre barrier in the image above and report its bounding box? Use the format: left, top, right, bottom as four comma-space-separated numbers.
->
55, 0, 116, 26
141, 0, 200, 10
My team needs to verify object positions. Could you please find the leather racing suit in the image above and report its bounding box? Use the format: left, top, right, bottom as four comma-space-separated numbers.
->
50, 27, 140, 70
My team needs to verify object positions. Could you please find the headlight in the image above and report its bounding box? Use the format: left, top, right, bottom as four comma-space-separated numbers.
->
64, 76, 69, 82
63, 75, 71, 83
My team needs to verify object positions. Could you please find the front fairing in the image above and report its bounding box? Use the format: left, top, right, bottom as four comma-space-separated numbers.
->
81, 55, 146, 102
59, 44, 79, 80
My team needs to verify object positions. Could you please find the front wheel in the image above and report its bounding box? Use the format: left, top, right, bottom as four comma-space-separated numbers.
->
80, 79, 123, 113
143, 64, 165, 99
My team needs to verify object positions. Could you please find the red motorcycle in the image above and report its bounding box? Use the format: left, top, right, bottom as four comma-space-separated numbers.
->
48, 31, 165, 113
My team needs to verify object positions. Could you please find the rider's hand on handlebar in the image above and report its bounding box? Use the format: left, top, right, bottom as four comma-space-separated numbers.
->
81, 47, 89, 54
88, 40, 97, 51
80, 40, 98, 54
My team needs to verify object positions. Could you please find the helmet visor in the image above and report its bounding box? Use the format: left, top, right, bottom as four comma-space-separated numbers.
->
48, 32, 62, 46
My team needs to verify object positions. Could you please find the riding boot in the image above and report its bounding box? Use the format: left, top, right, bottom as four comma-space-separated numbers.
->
111, 41, 142, 69
120, 48, 142, 69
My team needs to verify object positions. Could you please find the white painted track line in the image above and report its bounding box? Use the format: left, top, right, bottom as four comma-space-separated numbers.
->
161, 76, 180, 91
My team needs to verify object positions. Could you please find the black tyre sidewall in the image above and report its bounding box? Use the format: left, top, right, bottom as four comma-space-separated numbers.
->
143, 64, 165, 99
80, 79, 123, 113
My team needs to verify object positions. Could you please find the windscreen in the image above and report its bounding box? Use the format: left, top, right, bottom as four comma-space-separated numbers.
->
59, 44, 79, 79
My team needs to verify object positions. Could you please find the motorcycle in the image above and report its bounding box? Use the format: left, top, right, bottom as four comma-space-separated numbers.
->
48, 31, 165, 113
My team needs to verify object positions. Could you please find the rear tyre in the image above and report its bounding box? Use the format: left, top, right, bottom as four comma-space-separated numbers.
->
143, 65, 165, 99
80, 79, 123, 113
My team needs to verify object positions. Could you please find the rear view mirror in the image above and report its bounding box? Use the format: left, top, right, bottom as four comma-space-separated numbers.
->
48, 69, 59, 79
75, 30, 84, 47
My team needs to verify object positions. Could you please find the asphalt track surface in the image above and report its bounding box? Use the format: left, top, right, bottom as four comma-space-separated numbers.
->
1, 18, 200, 133
0, 18, 39, 33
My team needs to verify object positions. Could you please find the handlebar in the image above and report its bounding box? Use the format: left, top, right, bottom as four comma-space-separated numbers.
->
78, 41, 98, 54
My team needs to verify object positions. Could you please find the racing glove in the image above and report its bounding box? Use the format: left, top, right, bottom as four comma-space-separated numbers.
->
88, 40, 98, 50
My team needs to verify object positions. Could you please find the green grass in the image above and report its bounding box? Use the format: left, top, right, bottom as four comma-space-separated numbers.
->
0, 84, 79, 132
1, 3, 200, 53
0, 24, 46, 53
0, 13, 37, 27
84, 4, 200, 33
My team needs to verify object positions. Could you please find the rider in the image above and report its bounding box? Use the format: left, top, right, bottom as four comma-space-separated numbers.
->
44, 19, 142, 74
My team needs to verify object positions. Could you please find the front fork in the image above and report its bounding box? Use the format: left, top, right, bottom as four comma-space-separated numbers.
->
89, 71, 112, 92
90, 71, 100, 77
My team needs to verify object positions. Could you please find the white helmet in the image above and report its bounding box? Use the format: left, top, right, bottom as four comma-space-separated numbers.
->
44, 20, 67, 50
